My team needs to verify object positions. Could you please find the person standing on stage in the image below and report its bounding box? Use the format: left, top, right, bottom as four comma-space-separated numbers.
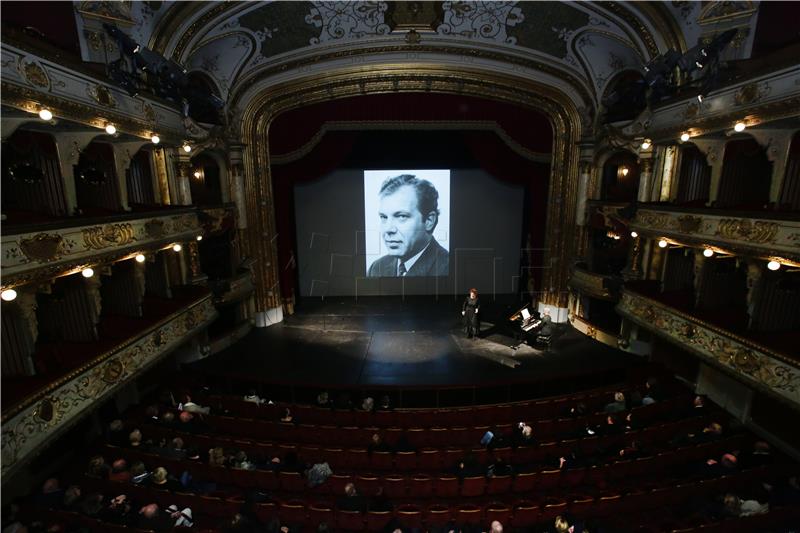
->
462, 288, 480, 339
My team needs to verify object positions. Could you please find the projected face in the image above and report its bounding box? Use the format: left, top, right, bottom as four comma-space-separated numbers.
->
379, 185, 434, 260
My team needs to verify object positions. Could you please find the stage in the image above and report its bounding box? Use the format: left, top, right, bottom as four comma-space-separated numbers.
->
192, 296, 642, 391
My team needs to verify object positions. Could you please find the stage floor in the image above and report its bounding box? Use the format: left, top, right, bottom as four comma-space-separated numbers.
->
193, 296, 641, 387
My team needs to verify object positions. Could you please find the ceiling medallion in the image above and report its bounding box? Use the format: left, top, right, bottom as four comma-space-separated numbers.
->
18, 58, 50, 90
87, 84, 117, 108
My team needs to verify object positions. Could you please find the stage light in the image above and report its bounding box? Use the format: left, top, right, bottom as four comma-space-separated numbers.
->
734, 121, 746, 132
1, 289, 18, 302
193, 170, 201, 178
135, 254, 146, 263
658, 239, 668, 248
172, 244, 182, 252
151, 135, 160, 144
182, 143, 192, 153
767, 260, 780, 271
703, 248, 714, 257
630, 231, 638, 238
196, 235, 203, 241
680, 132, 690, 142
38, 108, 53, 121
640, 140, 651, 150
105, 124, 117, 135
82, 268, 94, 278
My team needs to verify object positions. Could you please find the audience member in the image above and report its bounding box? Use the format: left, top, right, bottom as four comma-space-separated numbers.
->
79, 493, 105, 518
337, 483, 367, 512
280, 408, 293, 423
61, 486, 82, 512
167, 504, 194, 527
109, 459, 131, 482
209, 447, 227, 467
33, 478, 64, 509
306, 461, 332, 487
316, 391, 331, 407
108, 419, 127, 447
361, 397, 375, 412
244, 389, 267, 405
137, 503, 173, 532
604, 391, 627, 413
489, 520, 503, 533
233, 451, 255, 470
158, 411, 177, 429
130, 461, 150, 484
180, 394, 210, 415
368, 433, 390, 454
128, 429, 143, 448
723, 493, 768, 517
86, 455, 110, 478
150, 467, 184, 492
102, 494, 135, 526
378, 395, 392, 410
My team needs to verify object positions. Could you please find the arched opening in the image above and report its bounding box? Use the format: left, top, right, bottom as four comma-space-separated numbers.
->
189, 152, 223, 205
600, 151, 640, 202
1, 129, 69, 222
716, 137, 772, 209
126, 147, 159, 209
675, 144, 711, 206
778, 130, 800, 210
74, 141, 122, 215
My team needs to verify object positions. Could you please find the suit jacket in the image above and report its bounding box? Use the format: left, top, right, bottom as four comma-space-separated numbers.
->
368, 238, 449, 277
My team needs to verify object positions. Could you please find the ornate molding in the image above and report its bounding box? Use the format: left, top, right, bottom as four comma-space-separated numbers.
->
568, 265, 617, 300
2, 212, 201, 290
630, 206, 800, 262
1, 295, 218, 478
617, 290, 800, 407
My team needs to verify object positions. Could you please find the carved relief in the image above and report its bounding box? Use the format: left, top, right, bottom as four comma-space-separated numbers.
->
676, 215, 703, 234
716, 219, 779, 244
734, 82, 770, 106
144, 219, 166, 239
87, 84, 117, 108
19, 234, 66, 262
82, 224, 137, 250
18, 58, 50, 90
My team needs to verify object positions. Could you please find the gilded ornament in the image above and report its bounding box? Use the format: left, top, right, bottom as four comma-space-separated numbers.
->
734, 82, 766, 105
144, 219, 166, 239
684, 102, 699, 119
82, 223, 137, 250
87, 84, 117, 108
19, 59, 50, 89
676, 215, 703, 234
101, 360, 125, 384
19, 233, 65, 262
586, 325, 597, 339
716, 219, 778, 244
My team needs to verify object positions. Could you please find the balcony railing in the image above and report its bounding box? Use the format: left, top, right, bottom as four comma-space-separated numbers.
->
568, 265, 622, 300
617, 288, 800, 408
0, 293, 218, 478
1, 208, 202, 290
629, 204, 800, 262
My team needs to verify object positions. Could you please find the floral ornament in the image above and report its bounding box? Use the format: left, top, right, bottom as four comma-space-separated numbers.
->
306, 1, 390, 44
438, 1, 524, 44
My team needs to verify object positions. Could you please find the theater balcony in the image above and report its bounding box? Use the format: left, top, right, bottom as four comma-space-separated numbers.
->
617, 281, 800, 410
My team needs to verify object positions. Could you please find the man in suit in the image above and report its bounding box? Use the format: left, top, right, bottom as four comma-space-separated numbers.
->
368, 174, 448, 277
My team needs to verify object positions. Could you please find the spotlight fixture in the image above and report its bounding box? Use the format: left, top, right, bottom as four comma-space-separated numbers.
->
196, 235, 203, 241
630, 231, 639, 238
703, 248, 714, 258
734, 121, 746, 132
1, 289, 18, 302
680, 132, 690, 142
193, 170, 201, 178
640, 140, 651, 150
182, 143, 192, 153
38, 108, 53, 121
151, 135, 160, 144
82, 268, 94, 278
135, 254, 146, 263
767, 260, 780, 271
105, 124, 117, 135
172, 244, 182, 252
658, 239, 668, 248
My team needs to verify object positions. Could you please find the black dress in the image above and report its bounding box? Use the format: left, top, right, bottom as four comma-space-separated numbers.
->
462, 296, 480, 337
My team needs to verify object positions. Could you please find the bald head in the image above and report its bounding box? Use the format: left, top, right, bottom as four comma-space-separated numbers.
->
491, 520, 504, 533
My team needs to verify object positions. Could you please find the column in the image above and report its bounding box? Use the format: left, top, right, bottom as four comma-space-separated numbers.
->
174, 151, 193, 206
637, 154, 654, 202
186, 241, 207, 285
622, 233, 644, 280
690, 139, 726, 206
575, 160, 593, 259
53, 131, 100, 215
111, 141, 149, 211
747, 129, 794, 205
692, 249, 706, 307
745, 260, 764, 329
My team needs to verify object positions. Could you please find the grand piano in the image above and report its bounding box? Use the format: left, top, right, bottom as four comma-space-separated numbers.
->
508, 305, 549, 348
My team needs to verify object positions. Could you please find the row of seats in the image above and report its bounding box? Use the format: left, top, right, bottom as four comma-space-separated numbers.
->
142, 394, 696, 451
102, 433, 749, 500
66, 462, 791, 533
132, 410, 716, 473
200, 380, 674, 428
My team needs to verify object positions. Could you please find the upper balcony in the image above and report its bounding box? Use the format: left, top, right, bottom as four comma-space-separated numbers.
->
568, 264, 623, 301
629, 203, 800, 264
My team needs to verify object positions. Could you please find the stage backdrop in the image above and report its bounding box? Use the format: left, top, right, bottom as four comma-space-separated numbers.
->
295, 168, 524, 297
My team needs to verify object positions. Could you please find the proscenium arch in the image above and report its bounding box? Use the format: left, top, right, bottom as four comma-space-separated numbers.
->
236, 64, 582, 316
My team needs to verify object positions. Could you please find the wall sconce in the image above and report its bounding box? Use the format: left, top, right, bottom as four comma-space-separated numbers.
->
703, 248, 714, 257
1, 289, 18, 302
658, 239, 668, 248
193, 170, 201, 179
38, 108, 53, 121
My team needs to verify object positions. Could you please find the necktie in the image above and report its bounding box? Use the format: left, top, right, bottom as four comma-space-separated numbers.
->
398, 261, 407, 276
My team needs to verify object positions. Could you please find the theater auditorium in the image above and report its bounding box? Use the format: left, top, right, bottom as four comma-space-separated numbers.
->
2, 2, 799, 532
